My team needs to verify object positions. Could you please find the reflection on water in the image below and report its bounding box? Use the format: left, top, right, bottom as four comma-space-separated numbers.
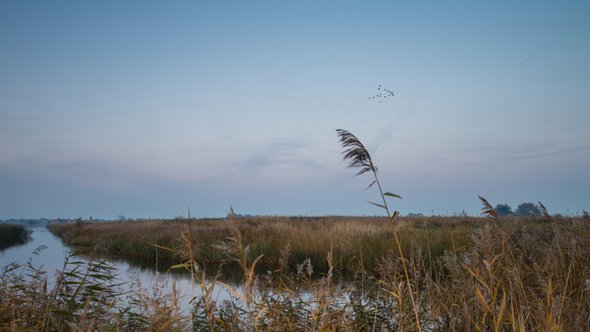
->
0, 227, 69, 276
110, 253, 255, 283
0, 227, 231, 310
0, 228, 32, 251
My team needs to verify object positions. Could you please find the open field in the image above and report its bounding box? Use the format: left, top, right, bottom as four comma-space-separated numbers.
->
20, 214, 587, 331
0, 224, 31, 250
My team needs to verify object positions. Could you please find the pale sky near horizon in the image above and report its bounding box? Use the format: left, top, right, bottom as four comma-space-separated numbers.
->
1, 1, 589, 219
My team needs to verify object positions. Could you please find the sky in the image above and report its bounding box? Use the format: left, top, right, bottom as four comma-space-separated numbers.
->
1, 1, 589, 219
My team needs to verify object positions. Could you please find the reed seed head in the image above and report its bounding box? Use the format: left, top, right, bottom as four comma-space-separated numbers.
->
336, 129, 377, 177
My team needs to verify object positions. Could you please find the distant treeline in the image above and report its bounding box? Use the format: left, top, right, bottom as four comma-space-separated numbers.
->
0, 218, 52, 226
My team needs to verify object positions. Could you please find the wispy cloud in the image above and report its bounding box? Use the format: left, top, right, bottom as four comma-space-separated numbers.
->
438, 140, 590, 168
234, 137, 332, 186
0, 156, 143, 191
503, 144, 590, 162
364, 91, 424, 155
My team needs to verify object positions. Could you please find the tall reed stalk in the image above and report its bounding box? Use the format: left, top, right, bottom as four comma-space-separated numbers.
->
336, 129, 421, 330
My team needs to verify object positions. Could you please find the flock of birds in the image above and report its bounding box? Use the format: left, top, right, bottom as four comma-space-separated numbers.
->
368, 85, 394, 103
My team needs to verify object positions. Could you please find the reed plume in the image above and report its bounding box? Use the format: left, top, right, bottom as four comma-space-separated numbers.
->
336, 129, 378, 177
336, 128, 421, 330
538, 201, 552, 221
478, 196, 498, 222
336, 129, 402, 222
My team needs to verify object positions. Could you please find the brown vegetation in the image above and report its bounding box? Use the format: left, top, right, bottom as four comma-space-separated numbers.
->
0, 214, 587, 330
48, 216, 477, 276
0, 224, 31, 250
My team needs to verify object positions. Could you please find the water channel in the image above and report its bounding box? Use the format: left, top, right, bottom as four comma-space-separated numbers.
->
0, 226, 230, 311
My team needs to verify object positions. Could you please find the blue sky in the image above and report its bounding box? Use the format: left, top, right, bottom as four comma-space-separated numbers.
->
1, 1, 589, 219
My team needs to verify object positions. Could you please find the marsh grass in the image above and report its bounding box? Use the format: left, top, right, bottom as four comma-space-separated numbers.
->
2, 213, 589, 330
0, 248, 124, 330
48, 216, 477, 278
0, 245, 191, 331
0, 224, 31, 250
190, 213, 590, 331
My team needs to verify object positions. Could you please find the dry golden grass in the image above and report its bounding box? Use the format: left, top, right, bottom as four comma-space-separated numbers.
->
2, 214, 589, 331
48, 216, 477, 276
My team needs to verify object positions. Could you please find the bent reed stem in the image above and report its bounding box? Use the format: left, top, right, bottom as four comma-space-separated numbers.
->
337, 129, 421, 330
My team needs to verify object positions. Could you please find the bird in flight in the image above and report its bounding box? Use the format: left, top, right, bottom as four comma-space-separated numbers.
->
368, 84, 394, 103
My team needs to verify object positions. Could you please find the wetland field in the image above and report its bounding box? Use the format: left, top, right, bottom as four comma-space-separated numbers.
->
2, 213, 589, 331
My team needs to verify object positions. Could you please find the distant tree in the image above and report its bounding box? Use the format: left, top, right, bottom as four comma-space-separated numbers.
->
515, 202, 541, 216
494, 204, 514, 217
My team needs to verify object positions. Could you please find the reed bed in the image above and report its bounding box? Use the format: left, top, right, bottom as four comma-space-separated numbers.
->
7, 215, 581, 331
48, 216, 477, 277
0, 223, 31, 250
180, 214, 590, 331
0, 248, 188, 331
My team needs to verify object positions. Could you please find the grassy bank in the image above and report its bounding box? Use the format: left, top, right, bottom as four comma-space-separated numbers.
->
0, 224, 31, 250
48, 216, 479, 276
